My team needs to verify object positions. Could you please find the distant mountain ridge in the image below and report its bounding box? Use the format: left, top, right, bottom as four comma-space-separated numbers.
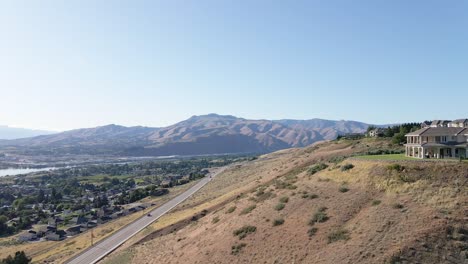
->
0, 125, 55, 140
0, 114, 380, 156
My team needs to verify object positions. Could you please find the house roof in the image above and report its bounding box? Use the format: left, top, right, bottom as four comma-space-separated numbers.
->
431, 120, 451, 126
406, 127, 468, 136
451, 118, 468, 123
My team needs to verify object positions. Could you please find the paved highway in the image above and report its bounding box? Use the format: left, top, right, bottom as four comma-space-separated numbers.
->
65, 168, 224, 264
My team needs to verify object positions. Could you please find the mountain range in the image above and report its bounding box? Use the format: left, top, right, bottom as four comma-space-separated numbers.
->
0, 114, 378, 156
0, 125, 55, 140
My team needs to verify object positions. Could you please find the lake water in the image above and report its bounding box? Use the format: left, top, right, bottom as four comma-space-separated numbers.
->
0, 167, 57, 177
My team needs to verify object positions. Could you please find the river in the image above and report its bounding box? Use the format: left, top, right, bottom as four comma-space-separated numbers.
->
0, 167, 57, 177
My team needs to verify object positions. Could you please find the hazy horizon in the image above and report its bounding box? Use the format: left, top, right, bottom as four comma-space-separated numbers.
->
1, 1, 467, 131
1, 113, 401, 133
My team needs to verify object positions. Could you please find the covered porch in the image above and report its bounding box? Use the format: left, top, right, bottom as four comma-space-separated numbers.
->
405, 144, 467, 159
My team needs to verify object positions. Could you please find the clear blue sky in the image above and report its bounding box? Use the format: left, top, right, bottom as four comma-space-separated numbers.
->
1, 1, 467, 131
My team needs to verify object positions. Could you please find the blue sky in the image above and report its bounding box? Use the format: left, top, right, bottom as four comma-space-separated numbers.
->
1, 1, 467, 131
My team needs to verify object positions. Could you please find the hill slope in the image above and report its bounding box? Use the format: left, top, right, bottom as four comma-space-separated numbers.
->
0, 125, 55, 140
102, 138, 467, 264
0, 114, 376, 156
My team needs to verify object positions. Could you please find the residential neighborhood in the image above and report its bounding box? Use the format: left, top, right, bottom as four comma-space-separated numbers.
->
0, 157, 244, 243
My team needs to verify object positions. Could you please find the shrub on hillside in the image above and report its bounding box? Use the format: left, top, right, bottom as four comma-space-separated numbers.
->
309, 207, 329, 225
308, 227, 318, 237
226, 206, 237, 214
328, 156, 346, 164
340, 164, 354, 171
233, 225, 257, 239
279, 196, 289, 203
275, 203, 285, 211
231, 243, 246, 255
339, 186, 349, 193
308, 163, 328, 175
272, 218, 285, 226
239, 205, 256, 215
366, 149, 405, 155
387, 164, 405, 172
328, 228, 350, 243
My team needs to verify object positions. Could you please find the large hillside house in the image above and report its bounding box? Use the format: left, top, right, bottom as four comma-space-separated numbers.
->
405, 119, 468, 159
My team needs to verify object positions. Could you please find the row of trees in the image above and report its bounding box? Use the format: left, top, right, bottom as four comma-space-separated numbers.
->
367, 123, 420, 144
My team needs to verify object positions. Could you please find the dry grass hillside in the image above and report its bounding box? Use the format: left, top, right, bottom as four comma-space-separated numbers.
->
102, 138, 467, 264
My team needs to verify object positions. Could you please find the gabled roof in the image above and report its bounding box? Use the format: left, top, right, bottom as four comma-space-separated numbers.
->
406, 127, 429, 136
431, 120, 451, 126
406, 127, 467, 136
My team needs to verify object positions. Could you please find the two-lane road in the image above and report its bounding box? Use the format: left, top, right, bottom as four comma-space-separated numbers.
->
66, 168, 224, 264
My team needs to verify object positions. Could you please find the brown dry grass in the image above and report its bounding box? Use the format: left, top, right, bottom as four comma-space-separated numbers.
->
105, 138, 467, 264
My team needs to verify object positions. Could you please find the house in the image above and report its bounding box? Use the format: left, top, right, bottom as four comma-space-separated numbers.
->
368, 128, 387, 137
97, 215, 112, 224
429, 120, 451, 127
18, 232, 36, 242
48, 217, 64, 227
86, 221, 97, 228
18, 231, 37, 242
71, 216, 88, 226
421, 121, 432, 128
46, 230, 66, 241
160, 180, 172, 188
65, 225, 82, 236
405, 120, 468, 159
448, 119, 468, 128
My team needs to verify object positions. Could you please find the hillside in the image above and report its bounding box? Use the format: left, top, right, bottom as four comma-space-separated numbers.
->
101, 138, 467, 264
0, 125, 55, 140
0, 114, 376, 156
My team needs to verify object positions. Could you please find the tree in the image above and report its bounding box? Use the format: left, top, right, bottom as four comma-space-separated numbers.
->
366, 125, 376, 133
384, 127, 395, 137
36, 190, 45, 203
0, 215, 12, 236
1, 251, 31, 264
392, 132, 406, 144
